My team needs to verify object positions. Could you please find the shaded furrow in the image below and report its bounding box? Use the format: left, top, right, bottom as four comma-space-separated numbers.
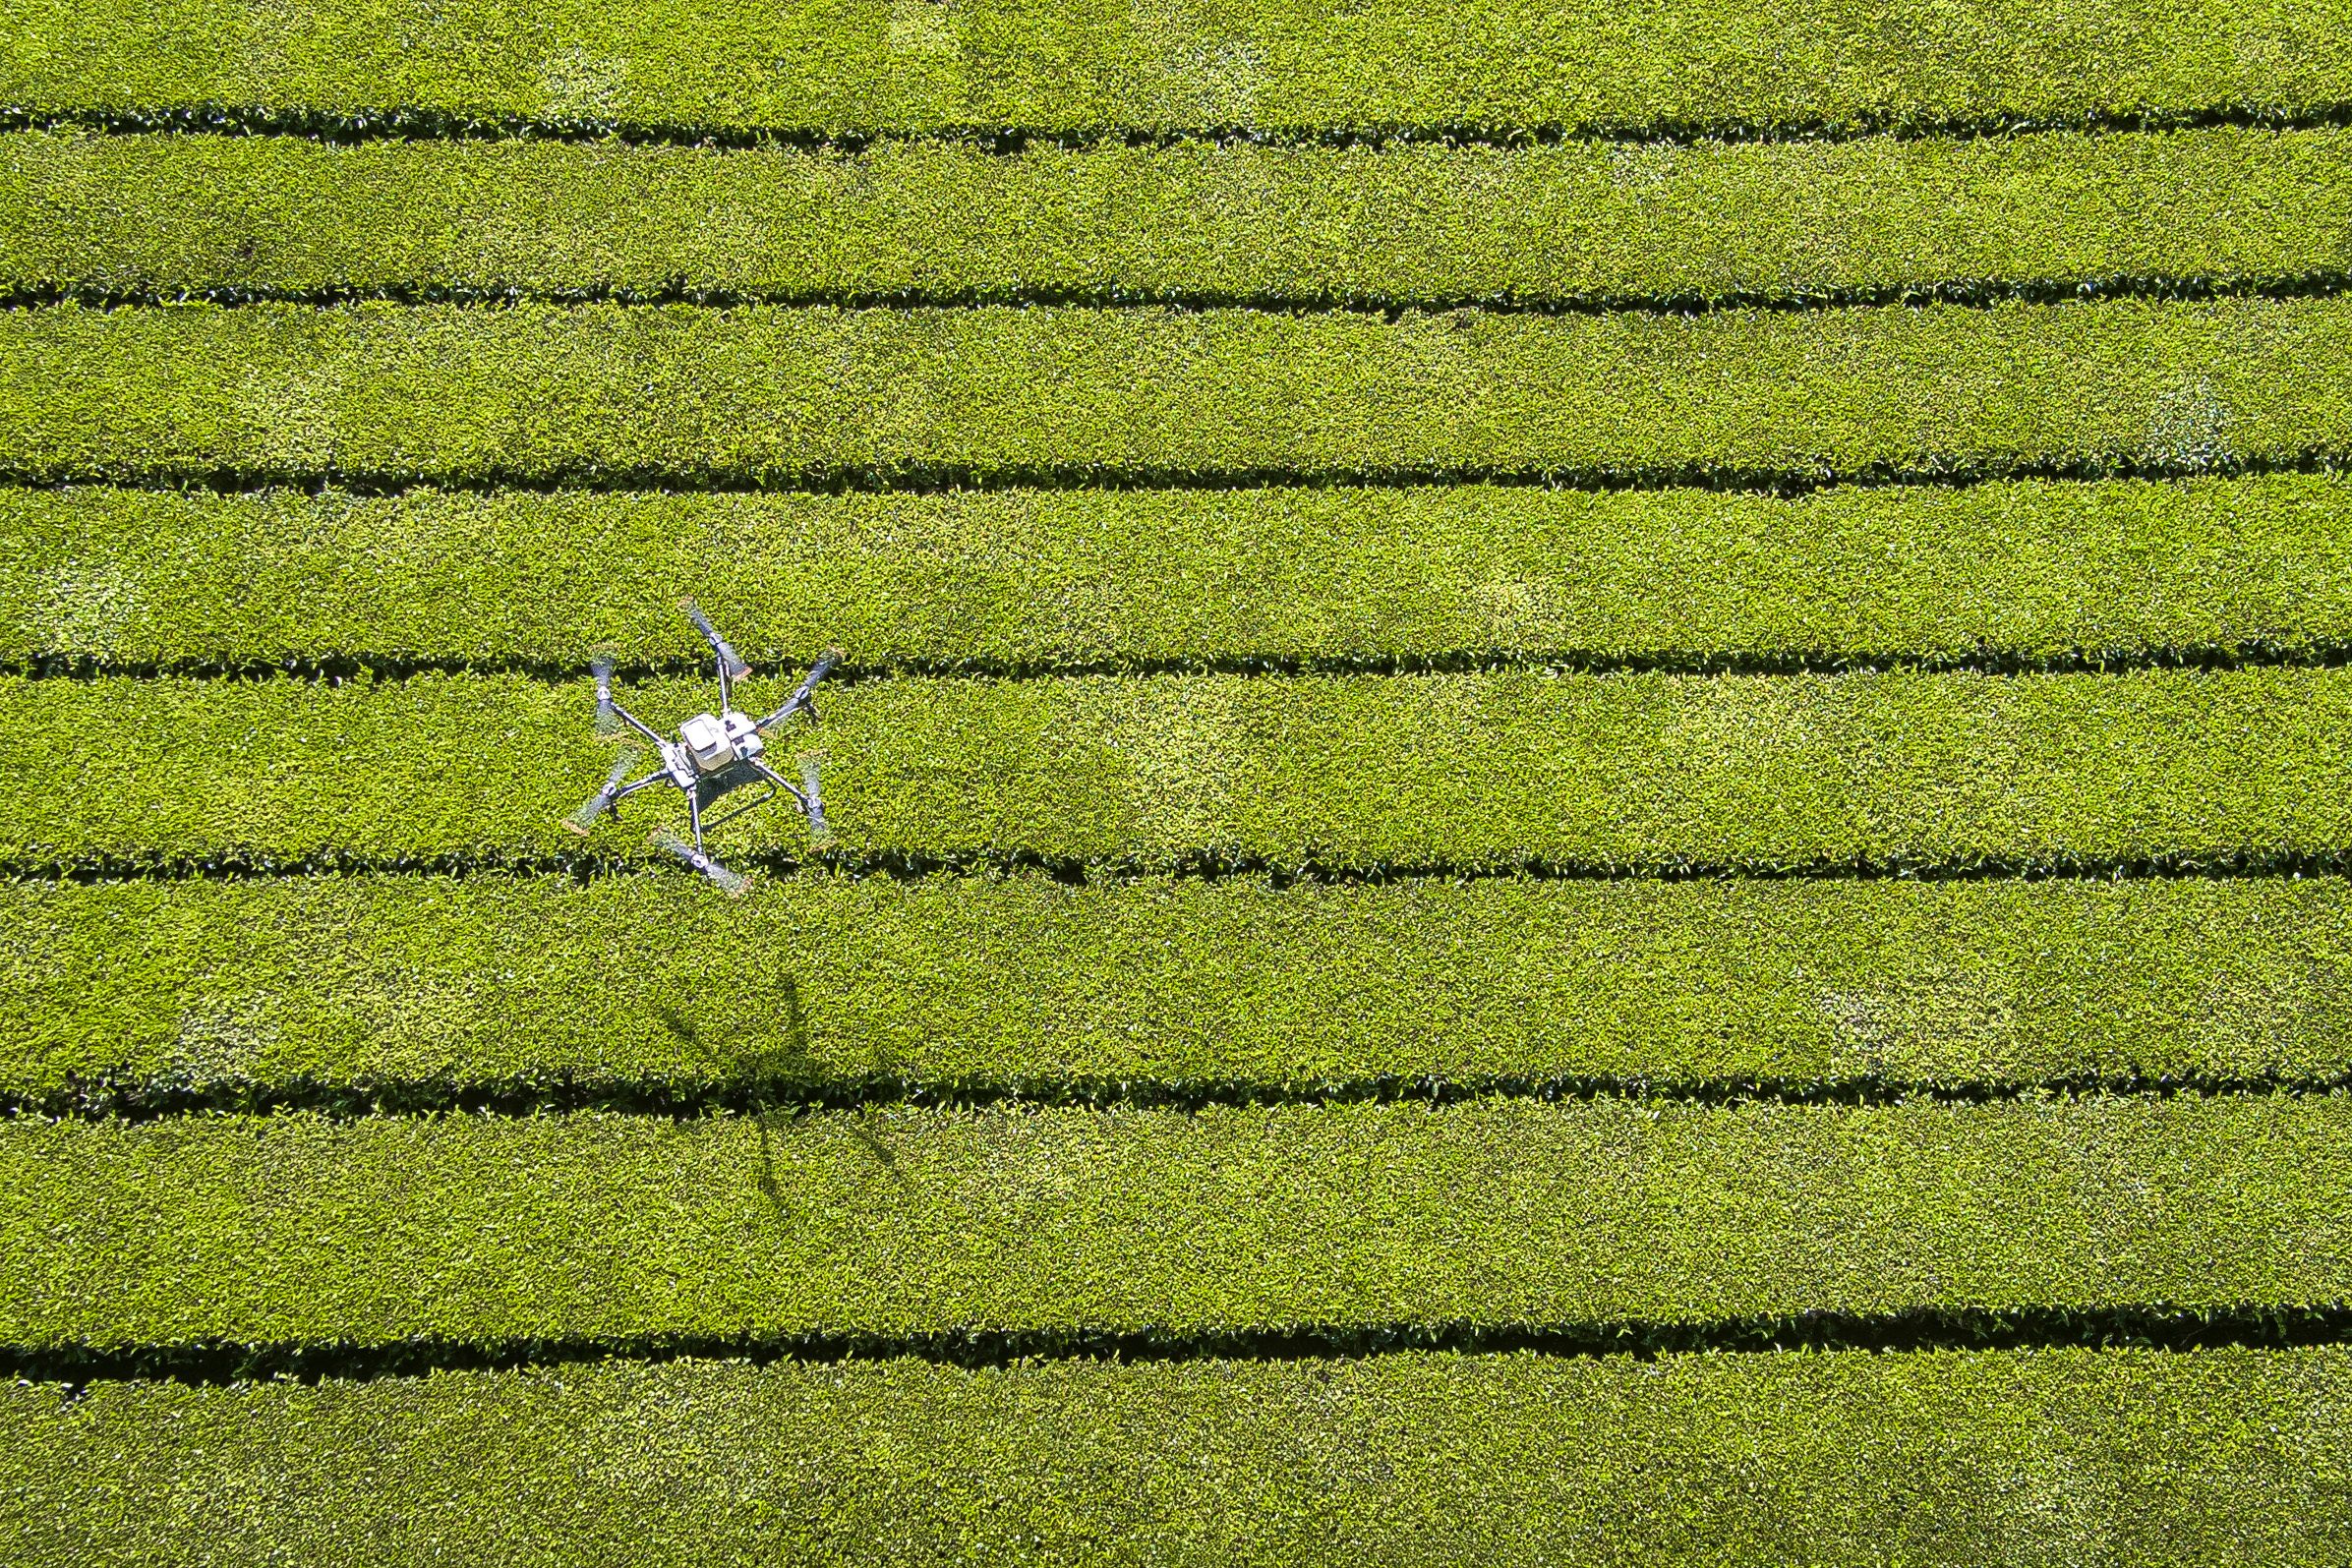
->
19, 1072, 2352, 1127
16, 100, 2352, 152
13, 1305, 2352, 1388
20, 847, 2352, 886
19, 644, 2352, 686
1, 453, 2345, 497
15, 274, 2352, 315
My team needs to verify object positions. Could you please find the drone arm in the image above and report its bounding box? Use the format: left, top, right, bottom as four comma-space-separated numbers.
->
754, 649, 841, 732
606, 697, 669, 749
563, 745, 653, 836
682, 598, 750, 681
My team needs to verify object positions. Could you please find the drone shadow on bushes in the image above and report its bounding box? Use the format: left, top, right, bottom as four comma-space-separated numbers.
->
656, 977, 905, 1228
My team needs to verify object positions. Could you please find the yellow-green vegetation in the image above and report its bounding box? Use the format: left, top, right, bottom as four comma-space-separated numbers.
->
1, 295, 2342, 485
0, 666, 2346, 872
13, 0, 2352, 1555
13, 873, 2352, 1101
8, 1095, 2348, 1347
9, 0, 2350, 135
6, 1347, 2347, 1566
8, 126, 2349, 304
12, 473, 2352, 670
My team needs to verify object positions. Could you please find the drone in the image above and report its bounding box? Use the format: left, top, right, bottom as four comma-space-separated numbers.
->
563, 598, 841, 895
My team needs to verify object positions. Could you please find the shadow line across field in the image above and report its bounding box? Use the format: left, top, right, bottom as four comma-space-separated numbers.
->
12, 98, 2352, 154
3, 445, 2347, 502
17, 1303, 2352, 1397
15, 635, 2352, 690
12, 271, 2352, 319
24, 1065, 2352, 1126
15, 844, 2352, 893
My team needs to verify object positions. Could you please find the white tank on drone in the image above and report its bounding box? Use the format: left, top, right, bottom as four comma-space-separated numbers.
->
678, 711, 764, 773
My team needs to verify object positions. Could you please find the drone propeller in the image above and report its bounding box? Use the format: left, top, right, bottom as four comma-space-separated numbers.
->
562, 746, 641, 836
651, 826, 751, 896
680, 597, 750, 681
590, 654, 620, 738
798, 756, 831, 842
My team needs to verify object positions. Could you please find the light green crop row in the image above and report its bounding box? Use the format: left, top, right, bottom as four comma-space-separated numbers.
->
14, 474, 2352, 669
4, 0, 2346, 136
1, 296, 2345, 484
9, 1347, 2348, 1566
1, 667, 2347, 873
9, 1095, 2350, 1347
10, 126, 2350, 303
11, 874, 2352, 1098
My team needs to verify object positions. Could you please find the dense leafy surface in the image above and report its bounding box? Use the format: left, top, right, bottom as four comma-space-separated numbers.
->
12, 874, 2352, 1097
14, 474, 2352, 669
0, 667, 2345, 871
7, 1348, 2350, 1566
7, 0, 2349, 135
9, 126, 2350, 304
14, 4, 2352, 1557
7, 1095, 2348, 1345
3, 296, 2345, 484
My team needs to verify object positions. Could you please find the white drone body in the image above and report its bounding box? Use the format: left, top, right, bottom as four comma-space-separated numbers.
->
562, 598, 841, 895
674, 710, 764, 783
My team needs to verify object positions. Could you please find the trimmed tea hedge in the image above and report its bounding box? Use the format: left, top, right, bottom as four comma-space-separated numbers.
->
4, 0, 2346, 136
0, 666, 2347, 872
5, 1347, 2347, 1566
13, 8, 2352, 1561
9, 126, 2350, 305
10, 873, 2352, 1100
3, 295, 2346, 485
7, 1095, 2350, 1347
12, 473, 2352, 670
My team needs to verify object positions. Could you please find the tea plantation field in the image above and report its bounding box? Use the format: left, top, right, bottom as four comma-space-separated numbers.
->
5, 1, 2352, 1561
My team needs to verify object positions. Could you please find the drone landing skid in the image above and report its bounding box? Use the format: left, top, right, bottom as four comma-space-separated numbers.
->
693, 760, 778, 831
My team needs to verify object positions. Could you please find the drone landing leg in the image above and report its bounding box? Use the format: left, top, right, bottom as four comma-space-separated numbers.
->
687, 780, 706, 850
744, 758, 808, 813
610, 770, 669, 816
746, 757, 828, 841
